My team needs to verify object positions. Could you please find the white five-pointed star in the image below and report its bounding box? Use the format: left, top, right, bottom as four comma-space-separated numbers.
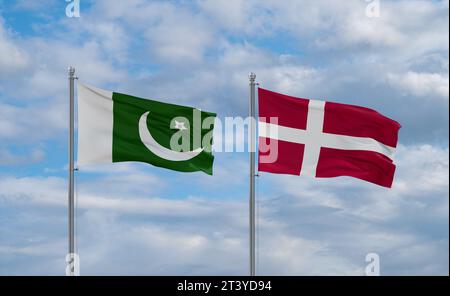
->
174, 120, 188, 131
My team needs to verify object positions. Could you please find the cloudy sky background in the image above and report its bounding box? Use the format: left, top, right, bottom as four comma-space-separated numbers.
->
0, 0, 448, 275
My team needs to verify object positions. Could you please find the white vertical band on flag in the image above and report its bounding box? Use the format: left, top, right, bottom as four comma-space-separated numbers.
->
301, 100, 325, 177
77, 83, 114, 166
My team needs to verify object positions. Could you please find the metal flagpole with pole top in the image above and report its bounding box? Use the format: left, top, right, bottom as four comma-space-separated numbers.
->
249, 72, 257, 276
67, 66, 77, 276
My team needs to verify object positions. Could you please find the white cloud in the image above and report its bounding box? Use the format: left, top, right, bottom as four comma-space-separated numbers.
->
262, 0, 449, 53
0, 147, 44, 165
198, 0, 273, 34
387, 71, 449, 99
10, 0, 58, 12
0, 166, 240, 217
0, 102, 66, 142
145, 12, 214, 63
267, 144, 449, 221
0, 20, 128, 147
0, 0, 448, 276
19, 39, 126, 99
0, 18, 29, 80
87, 0, 215, 64
0, 144, 447, 275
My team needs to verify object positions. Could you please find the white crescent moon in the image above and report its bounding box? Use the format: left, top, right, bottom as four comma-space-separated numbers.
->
138, 111, 203, 161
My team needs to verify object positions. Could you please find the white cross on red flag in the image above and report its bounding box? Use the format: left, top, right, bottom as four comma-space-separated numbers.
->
258, 88, 401, 188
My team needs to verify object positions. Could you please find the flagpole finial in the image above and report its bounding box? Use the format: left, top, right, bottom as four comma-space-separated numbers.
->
249, 72, 256, 82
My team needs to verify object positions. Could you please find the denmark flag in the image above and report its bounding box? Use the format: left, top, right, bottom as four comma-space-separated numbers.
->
258, 88, 401, 188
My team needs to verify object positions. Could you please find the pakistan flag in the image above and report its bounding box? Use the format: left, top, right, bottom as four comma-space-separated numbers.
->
78, 84, 216, 175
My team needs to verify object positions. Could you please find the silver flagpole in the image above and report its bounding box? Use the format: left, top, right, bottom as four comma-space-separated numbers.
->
68, 67, 76, 276
249, 72, 256, 276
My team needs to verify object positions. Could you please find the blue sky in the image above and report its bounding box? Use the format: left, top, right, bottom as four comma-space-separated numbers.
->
0, 0, 448, 275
